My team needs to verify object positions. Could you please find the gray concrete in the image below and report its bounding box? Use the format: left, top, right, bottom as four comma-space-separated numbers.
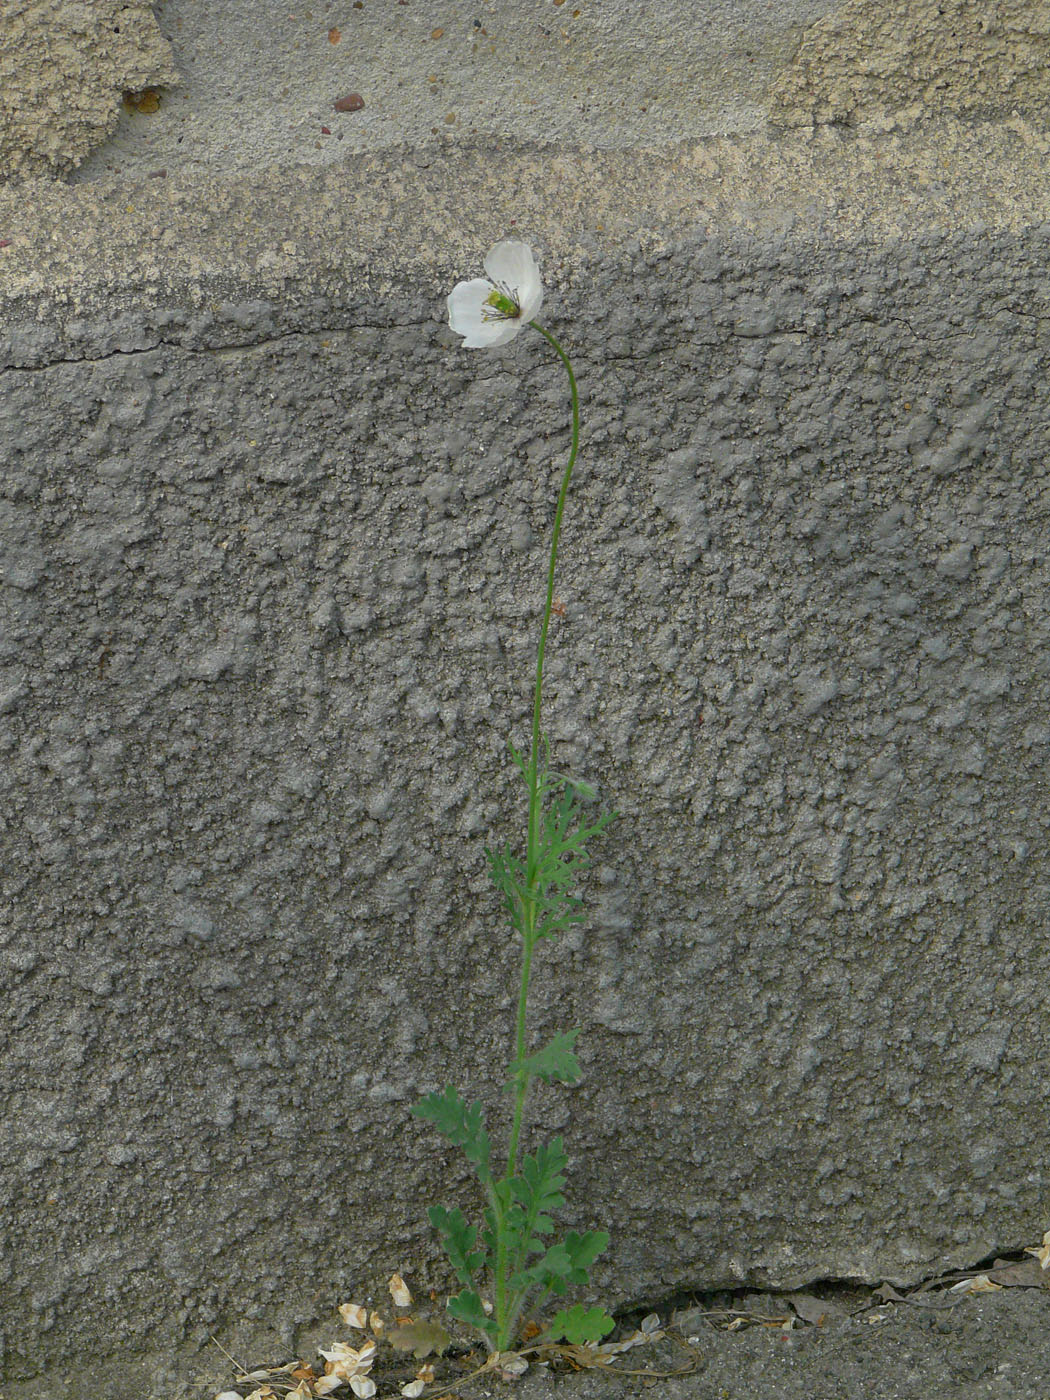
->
3, 4, 1050, 1400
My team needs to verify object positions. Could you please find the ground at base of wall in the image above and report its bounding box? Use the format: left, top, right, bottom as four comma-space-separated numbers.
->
190, 1284, 1050, 1400
4, 1278, 1048, 1400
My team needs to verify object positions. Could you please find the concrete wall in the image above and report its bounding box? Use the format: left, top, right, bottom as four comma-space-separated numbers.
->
4, 4, 1050, 1399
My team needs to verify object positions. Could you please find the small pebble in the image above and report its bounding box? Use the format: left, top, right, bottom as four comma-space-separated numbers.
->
334, 93, 365, 112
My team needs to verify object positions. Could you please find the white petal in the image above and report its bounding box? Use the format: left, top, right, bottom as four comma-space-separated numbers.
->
401, 1383, 426, 1398
320, 1345, 361, 1364
339, 1302, 369, 1329
484, 240, 543, 322
350, 1377, 377, 1398
447, 278, 522, 348
389, 1272, 413, 1306
314, 1377, 347, 1396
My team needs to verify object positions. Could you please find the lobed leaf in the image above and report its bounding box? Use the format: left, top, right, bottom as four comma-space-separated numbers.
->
506, 1031, 581, 1090
505, 1138, 568, 1273
447, 1288, 498, 1341
561, 1229, 609, 1283
428, 1206, 487, 1288
545, 1304, 616, 1345
410, 1086, 491, 1181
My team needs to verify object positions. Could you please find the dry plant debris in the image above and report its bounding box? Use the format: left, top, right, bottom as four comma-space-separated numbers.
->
214, 1241, 1050, 1400
211, 1274, 697, 1400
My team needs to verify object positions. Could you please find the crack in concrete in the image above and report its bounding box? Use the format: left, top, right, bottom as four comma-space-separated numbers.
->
0, 306, 1042, 377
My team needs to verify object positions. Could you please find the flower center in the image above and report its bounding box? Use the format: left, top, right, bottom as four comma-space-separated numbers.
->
484, 287, 521, 320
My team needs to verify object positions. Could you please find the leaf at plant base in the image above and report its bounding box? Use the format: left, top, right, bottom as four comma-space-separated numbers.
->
563, 1229, 609, 1273
427, 1205, 487, 1287
545, 1304, 616, 1345
541, 1230, 610, 1296
387, 1320, 451, 1359
447, 1288, 498, 1340
410, 1086, 491, 1179
506, 1031, 581, 1089
511, 1240, 573, 1296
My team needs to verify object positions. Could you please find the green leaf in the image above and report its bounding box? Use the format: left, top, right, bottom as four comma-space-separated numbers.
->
428, 1206, 487, 1288
526, 1229, 610, 1298
511, 1138, 568, 1223
558, 1229, 609, 1288
447, 1288, 498, 1341
545, 1304, 616, 1345
548, 774, 599, 803
510, 1240, 573, 1296
411, 1086, 491, 1181
485, 842, 527, 937
502, 1138, 568, 1284
506, 1031, 581, 1090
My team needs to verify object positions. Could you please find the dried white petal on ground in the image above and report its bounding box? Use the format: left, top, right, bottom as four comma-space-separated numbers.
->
369, 1310, 386, 1335
389, 1273, 413, 1306
1025, 1229, 1050, 1269
401, 1382, 426, 1398
215, 1392, 244, 1400
339, 1303, 369, 1329
349, 1378, 377, 1399
314, 1377, 346, 1396
416, 1364, 436, 1384
320, 1341, 376, 1384
591, 1330, 657, 1357
320, 1344, 364, 1366
949, 1274, 1002, 1294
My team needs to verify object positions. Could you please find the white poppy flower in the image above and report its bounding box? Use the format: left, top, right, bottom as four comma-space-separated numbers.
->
447, 240, 543, 348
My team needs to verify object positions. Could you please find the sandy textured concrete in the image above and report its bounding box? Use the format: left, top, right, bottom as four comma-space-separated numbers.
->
0, 0, 178, 181
770, 0, 1050, 128
4, 4, 1050, 1400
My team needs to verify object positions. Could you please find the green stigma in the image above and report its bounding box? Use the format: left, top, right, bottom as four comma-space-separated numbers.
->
484, 288, 521, 319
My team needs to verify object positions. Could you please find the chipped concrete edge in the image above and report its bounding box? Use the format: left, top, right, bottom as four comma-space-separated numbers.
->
0, 0, 178, 182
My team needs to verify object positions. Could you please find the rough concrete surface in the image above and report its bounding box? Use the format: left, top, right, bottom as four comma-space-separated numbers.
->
66, 0, 842, 183
3, 3, 1050, 1400
0, 0, 178, 182
770, 0, 1050, 130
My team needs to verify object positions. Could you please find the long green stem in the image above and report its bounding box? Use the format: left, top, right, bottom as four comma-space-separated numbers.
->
496, 321, 579, 1349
